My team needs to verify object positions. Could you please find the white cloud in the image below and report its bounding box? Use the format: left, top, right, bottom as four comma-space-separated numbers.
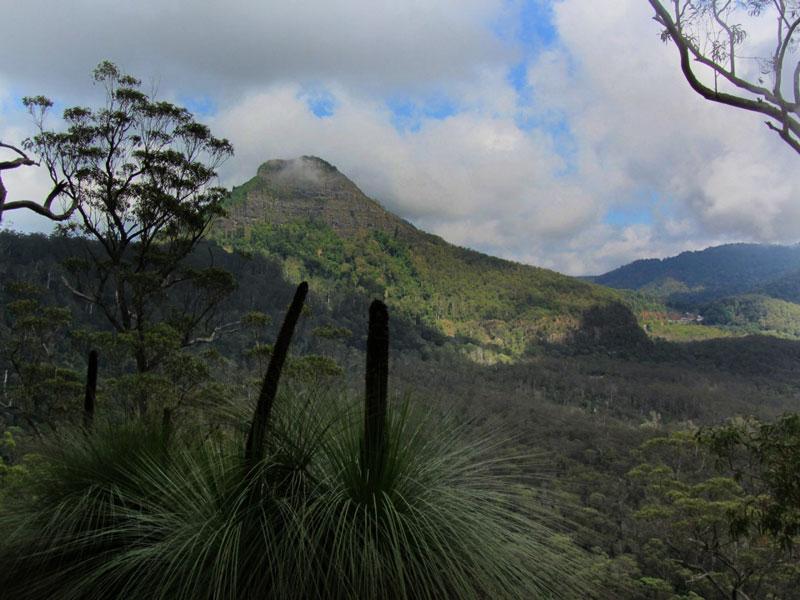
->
522, 0, 800, 271
211, 75, 607, 269
3, 0, 799, 276
0, 0, 510, 101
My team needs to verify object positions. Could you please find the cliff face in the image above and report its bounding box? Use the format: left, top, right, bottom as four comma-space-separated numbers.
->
218, 156, 418, 240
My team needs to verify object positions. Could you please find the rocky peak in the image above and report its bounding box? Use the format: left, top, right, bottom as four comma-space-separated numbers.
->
219, 156, 418, 240
255, 156, 360, 198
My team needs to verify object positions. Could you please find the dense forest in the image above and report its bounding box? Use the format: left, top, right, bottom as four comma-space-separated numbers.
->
2, 224, 799, 598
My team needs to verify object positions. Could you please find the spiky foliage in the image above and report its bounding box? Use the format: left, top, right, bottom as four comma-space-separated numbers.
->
0, 295, 591, 599
0, 418, 176, 599
0, 393, 589, 599
302, 400, 589, 600
0, 414, 305, 600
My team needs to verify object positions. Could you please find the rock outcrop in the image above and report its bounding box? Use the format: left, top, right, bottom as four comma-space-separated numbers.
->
218, 156, 418, 240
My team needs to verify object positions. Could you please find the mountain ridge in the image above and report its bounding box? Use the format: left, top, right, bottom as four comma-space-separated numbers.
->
591, 243, 800, 300
212, 156, 628, 359
217, 156, 421, 242
592, 242, 800, 338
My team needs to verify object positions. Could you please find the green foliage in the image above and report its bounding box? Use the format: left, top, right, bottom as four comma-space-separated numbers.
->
0, 280, 81, 424
0, 429, 30, 509
643, 319, 734, 341
628, 430, 800, 599
20, 61, 236, 414
304, 399, 591, 599
312, 324, 352, 340
6, 223, 800, 598
699, 414, 800, 547
593, 243, 800, 305
0, 429, 22, 481
218, 216, 621, 358
241, 310, 271, 329
572, 301, 653, 356
0, 388, 591, 599
595, 244, 800, 339
0, 280, 593, 598
702, 293, 800, 338
285, 354, 344, 380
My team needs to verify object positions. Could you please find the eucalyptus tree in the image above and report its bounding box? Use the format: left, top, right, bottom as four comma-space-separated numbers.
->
21, 61, 235, 414
648, 0, 800, 153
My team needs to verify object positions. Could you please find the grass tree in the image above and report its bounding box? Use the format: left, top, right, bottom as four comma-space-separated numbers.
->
0, 284, 591, 599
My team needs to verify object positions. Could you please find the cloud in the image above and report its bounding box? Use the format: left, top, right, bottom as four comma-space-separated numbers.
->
206, 1, 800, 274
522, 0, 800, 271
0, 77, 58, 232
3, 0, 800, 276
0, 0, 510, 101
211, 74, 606, 268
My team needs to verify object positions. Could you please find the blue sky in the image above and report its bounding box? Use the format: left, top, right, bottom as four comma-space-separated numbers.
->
2, 0, 799, 275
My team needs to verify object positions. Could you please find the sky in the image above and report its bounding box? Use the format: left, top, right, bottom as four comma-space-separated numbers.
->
1, 0, 799, 276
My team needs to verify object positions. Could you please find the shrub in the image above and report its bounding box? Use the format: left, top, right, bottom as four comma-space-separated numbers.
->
0, 288, 591, 598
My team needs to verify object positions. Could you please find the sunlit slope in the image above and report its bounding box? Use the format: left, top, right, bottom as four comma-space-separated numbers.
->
213, 156, 623, 356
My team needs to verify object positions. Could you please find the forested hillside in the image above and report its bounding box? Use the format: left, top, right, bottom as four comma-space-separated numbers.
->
591, 243, 800, 303
1, 146, 798, 600
212, 156, 622, 360
594, 243, 800, 339
2, 11, 799, 593
3, 222, 800, 597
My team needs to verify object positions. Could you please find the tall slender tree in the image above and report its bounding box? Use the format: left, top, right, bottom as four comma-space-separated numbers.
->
21, 61, 235, 413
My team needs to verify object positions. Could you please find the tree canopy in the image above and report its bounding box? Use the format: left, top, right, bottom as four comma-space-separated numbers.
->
18, 61, 236, 413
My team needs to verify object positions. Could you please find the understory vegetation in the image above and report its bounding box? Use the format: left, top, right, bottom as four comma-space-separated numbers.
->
0, 280, 592, 599
3, 232, 800, 598
215, 214, 620, 355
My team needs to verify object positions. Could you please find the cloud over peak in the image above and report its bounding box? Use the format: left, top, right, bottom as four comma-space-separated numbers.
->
2, 0, 799, 275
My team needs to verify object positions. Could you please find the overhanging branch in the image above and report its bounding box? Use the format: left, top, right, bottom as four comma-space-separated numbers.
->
0, 141, 76, 222
648, 0, 800, 154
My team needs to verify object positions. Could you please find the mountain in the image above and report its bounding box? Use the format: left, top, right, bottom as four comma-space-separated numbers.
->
213, 156, 625, 359
217, 157, 413, 241
591, 243, 800, 305
592, 243, 800, 338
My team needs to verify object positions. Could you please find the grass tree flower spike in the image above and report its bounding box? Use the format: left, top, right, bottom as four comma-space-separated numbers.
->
245, 282, 309, 470
83, 350, 98, 430
363, 299, 389, 487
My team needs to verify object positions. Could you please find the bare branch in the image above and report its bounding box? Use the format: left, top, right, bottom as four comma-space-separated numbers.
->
0, 142, 77, 222
766, 118, 800, 151
1, 182, 75, 222
649, 0, 800, 154
183, 321, 240, 347
0, 142, 36, 168
59, 275, 98, 304
773, 16, 800, 101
